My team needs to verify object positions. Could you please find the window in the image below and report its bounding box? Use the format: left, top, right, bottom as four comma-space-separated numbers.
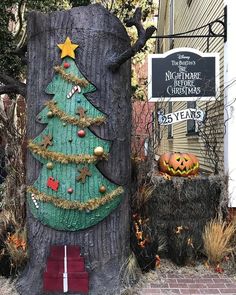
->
187, 101, 198, 135
168, 102, 173, 138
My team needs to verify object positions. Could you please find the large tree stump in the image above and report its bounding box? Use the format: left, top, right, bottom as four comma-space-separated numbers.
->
17, 4, 132, 295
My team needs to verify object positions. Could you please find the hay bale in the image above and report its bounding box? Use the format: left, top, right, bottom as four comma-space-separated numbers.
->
145, 174, 227, 265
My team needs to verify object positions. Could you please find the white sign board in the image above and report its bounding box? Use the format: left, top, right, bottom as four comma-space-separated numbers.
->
157, 108, 205, 125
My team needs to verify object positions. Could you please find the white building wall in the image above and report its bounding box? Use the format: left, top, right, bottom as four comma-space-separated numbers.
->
224, 0, 236, 207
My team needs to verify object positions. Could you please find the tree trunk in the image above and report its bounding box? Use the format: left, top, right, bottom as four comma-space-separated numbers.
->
17, 4, 131, 295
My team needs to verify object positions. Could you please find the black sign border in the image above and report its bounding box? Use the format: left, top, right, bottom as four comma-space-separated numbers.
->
148, 48, 219, 102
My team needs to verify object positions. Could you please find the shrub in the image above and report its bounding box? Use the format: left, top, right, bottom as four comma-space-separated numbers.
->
120, 252, 141, 287
0, 210, 27, 276
5, 228, 27, 270
167, 225, 196, 266
202, 217, 236, 266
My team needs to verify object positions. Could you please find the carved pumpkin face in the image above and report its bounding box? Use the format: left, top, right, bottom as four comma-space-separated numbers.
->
159, 152, 172, 174
159, 152, 199, 177
188, 154, 199, 175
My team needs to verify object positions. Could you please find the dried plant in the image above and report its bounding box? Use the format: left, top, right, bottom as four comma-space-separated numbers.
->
0, 97, 26, 226
0, 209, 27, 276
157, 235, 167, 253
0, 210, 17, 245
139, 184, 154, 205
5, 227, 27, 270
119, 252, 142, 288
202, 217, 236, 266
231, 216, 236, 261
0, 210, 17, 228
132, 183, 154, 211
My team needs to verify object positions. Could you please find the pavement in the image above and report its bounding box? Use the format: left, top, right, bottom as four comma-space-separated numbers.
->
140, 273, 236, 295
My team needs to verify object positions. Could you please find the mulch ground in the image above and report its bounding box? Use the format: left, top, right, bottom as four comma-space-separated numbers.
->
140, 273, 236, 294
137, 259, 236, 295
0, 259, 235, 295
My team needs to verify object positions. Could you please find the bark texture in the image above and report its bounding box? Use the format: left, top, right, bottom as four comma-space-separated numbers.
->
17, 4, 131, 295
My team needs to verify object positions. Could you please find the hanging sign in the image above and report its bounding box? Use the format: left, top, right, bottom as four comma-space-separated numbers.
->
157, 108, 205, 125
148, 48, 219, 101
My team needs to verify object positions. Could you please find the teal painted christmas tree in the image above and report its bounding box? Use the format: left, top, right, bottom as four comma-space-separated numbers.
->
27, 37, 123, 231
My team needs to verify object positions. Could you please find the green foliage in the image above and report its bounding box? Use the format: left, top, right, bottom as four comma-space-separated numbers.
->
0, 0, 69, 80
26, 0, 69, 12
70, 0, 91, 6
96, 0, 155, 22
0, 1, 22, 78
0, 0, 156, 98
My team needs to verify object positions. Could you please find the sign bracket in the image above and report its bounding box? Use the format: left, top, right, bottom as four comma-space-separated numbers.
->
152, 8, 227, 52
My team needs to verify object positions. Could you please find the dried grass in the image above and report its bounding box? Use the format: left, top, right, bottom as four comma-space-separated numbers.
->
158, 235, 167, 253
0, 210, 17, 228
0, 209, 27, 274
120, 252, 142, 288
133, 183, 154, 210
5, 227, 27, 269
0, 277, 18, 295
202, 217, 236, 265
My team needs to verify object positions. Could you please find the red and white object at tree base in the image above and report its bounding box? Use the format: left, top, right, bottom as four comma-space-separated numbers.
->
43, 245, 89, 293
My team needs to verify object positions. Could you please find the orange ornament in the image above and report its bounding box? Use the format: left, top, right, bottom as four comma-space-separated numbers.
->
136, 231, 143, 240
155, 255, 161, 268
138, 239, 147, 248
99, 185, 106, 193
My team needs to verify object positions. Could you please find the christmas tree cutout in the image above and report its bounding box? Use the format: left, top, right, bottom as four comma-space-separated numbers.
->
27, 37, 123, 231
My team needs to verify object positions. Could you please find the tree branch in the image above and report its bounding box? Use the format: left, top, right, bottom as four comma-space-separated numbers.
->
13, 0, 26, 40
0, 73, 26, 97
13, 42, 27, 65
0, 73, 19, 86
107, 8, 156, 72
14, 43, 27, 57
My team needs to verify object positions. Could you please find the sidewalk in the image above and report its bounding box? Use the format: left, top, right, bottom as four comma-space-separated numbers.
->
140, 273, 236, 295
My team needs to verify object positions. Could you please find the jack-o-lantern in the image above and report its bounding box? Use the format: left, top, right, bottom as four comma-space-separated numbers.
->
159, 152, 199, 177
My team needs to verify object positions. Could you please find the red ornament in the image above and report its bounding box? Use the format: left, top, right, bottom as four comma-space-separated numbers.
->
64, 62, 70, 68
77, 130, 86, 138
47, 177, 59, 191
67, 188, 73, 194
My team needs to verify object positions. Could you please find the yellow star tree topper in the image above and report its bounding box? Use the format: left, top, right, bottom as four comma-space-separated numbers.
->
57, 37, 79, 59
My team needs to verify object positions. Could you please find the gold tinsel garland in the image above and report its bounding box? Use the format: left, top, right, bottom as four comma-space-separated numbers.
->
28, 141, 108, 164
27, 186, 124, 211
46, 101, 106, 127
54, 66, 89, 87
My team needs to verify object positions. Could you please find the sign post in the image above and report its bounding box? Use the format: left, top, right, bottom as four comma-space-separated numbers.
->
148, 48, 219, 101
